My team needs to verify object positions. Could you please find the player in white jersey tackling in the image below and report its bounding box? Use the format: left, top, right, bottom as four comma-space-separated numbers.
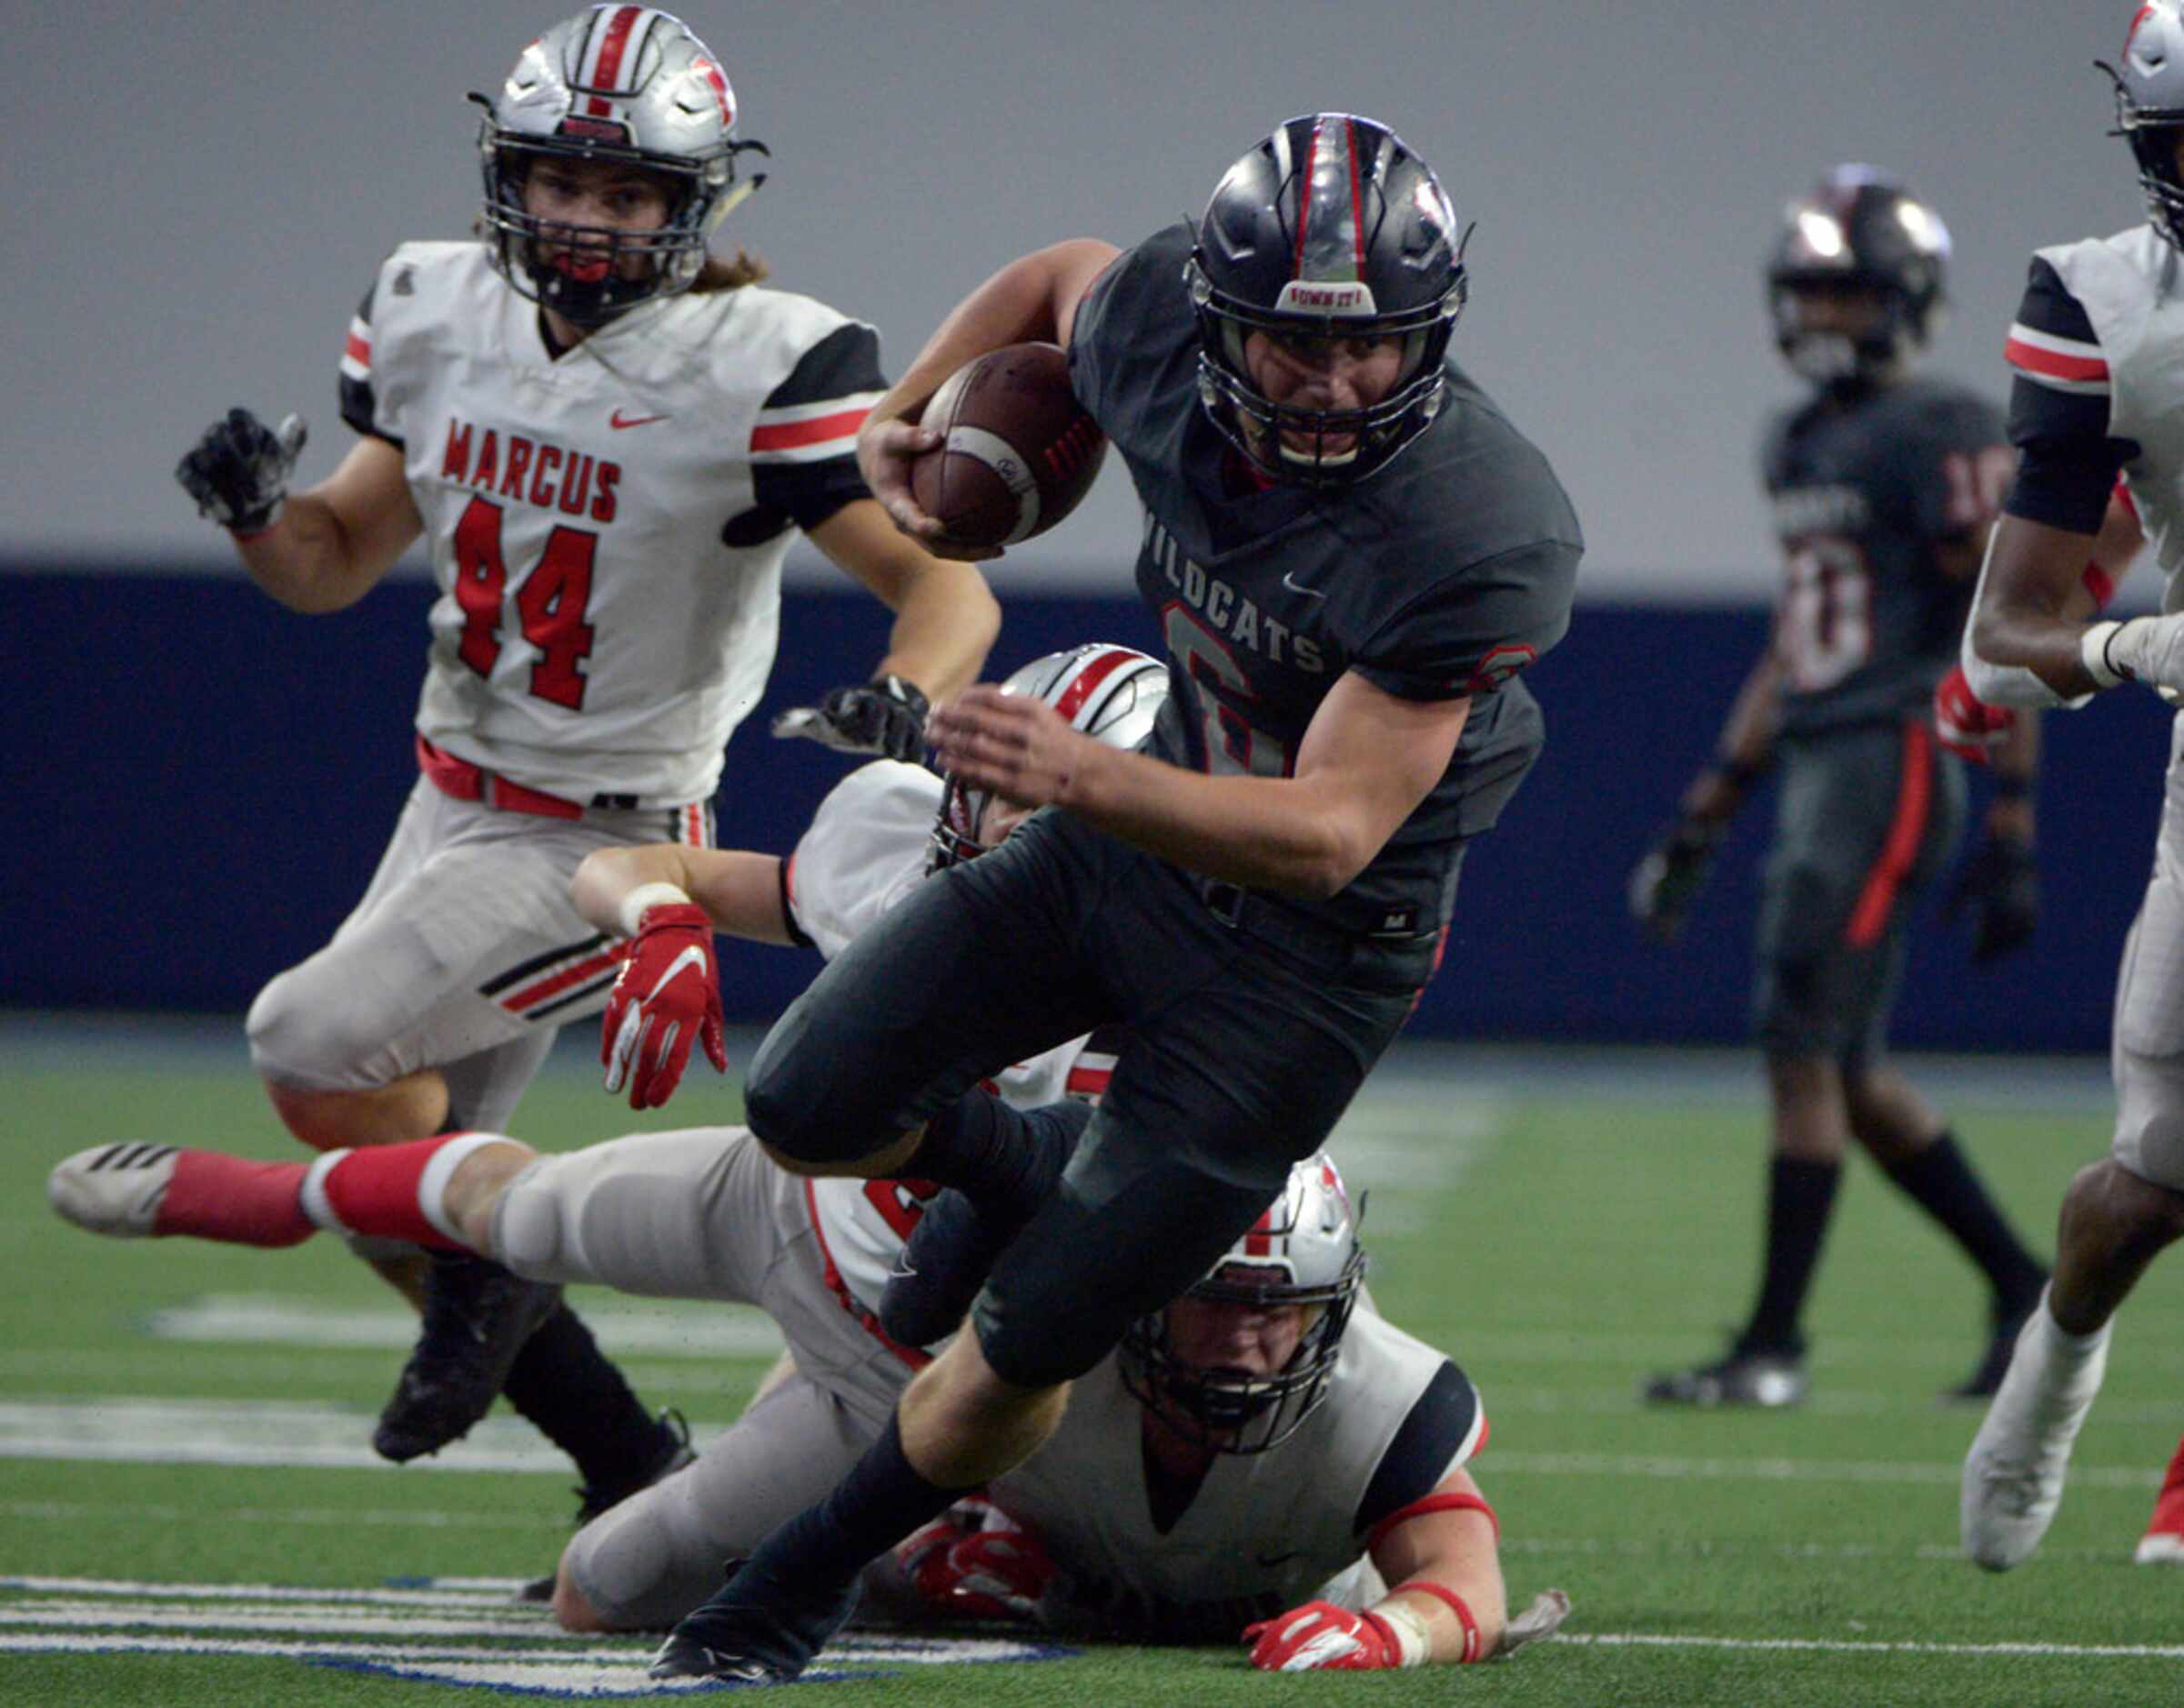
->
163, 5, 997, 1512
1952, 1, 2184, 1571
52, 644, 1565, 1666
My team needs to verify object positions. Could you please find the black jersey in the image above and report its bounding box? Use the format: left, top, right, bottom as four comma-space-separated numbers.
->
1760, 377, 2008, 738
1068, 225, 1583, 938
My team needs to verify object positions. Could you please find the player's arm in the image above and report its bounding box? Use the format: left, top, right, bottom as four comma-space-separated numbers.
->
1967, 256, 2164, 703
236, 436, 423, 613
570, 844, 794, 946
1358, 1465, 1506, 1663
805, 497, 1001, 706
857, 239, 1122, 555
930, 666, 1466, 899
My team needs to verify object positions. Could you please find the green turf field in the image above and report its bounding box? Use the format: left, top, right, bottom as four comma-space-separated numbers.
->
5, 1029, 2182, 1704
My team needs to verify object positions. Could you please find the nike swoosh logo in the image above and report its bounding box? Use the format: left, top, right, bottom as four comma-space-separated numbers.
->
610, 409, 670, 429
644, 946, 710, 1002
1281, 571, 1326, 600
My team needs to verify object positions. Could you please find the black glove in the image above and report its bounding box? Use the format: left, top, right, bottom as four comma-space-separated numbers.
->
790, 674, 931, 761
176, 407, 307, 534
1628, 819, 1720, 945
1947, 831, 2038, 965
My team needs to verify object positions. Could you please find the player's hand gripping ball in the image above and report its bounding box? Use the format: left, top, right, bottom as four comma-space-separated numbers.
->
910, 343, 1106, 549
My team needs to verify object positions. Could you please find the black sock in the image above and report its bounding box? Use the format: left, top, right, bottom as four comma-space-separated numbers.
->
744, 1412, 966, 1593
1877, 1131, 2048, 1307
502, 1303, 665, 1494
912, 1094, 1090, 1214
1738, 1156, 1843, 1356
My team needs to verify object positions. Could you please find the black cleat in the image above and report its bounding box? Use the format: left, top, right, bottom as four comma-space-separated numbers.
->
649, 1555, 857, 1683
373, 1251, 563, 1463
1943, 1289, 2047, 1403
1643, 1344, 1809, 1409
516, 1410, 695, 1605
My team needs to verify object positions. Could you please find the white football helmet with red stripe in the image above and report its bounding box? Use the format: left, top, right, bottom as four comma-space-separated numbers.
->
929, 644, 1169, 871
1119, 1151, 1367, 1455
2104, 2, 2184, 252
472, 5, 767, 324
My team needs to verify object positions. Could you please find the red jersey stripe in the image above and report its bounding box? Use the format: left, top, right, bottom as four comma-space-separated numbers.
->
499, 948, 622, 1014
344, 332, 370, 368
2005, 333, 2108, 385
750, 407, 870, 452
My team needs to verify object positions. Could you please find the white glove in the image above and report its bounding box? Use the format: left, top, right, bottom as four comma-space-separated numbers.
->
1492, 1589, 1572, 1660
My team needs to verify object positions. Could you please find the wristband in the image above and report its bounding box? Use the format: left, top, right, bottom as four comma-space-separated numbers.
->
619, 881, 695, 938
2081, 620, 2127, 689
1366, 1600, 1431, 1669
1394, 1580, 1482, 1663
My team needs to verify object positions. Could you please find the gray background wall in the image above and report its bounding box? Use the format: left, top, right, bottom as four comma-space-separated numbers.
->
2, 2, 2144, 596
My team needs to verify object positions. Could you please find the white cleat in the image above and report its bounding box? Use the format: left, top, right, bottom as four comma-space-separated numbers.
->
1960, 1292, 2111, 1572
46, 1144, 181, 1237
2135, 1532, 2184, 1566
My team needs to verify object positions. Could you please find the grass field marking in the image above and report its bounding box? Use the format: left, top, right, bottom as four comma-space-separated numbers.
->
1497, 1535, 2152, 1565
1477, 1385, 2184, 1427
1564, 1633, 2184, 1660
3, 1574, 534, 1607
0, 1498, 563, 1532
143, 1293, 787, 1359
1488, 1449, 2158, 1492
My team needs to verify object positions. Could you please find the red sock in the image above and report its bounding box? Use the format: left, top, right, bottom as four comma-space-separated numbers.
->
154, 1152, 313, 1247
307, 1135, 477, 1251
2149, 1436, 2184, 1535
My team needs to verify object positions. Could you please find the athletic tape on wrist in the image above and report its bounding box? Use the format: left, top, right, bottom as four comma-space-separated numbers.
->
619, 881, 694, 938
1367, 1601, 1431, 1668
2081, 620, 2127, 690
1393, 1580, 1482, 1663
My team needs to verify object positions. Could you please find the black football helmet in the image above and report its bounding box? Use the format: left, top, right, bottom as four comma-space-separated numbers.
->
1185, 114, 1468, 487
1119, 1153, 1366, 1455
2100, 1, 2184, 252
1766, 165, 1949, 389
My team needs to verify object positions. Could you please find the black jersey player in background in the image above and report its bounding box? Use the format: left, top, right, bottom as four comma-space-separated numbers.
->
647, 113, 1582, 1682
1629, 166, 2049, 1409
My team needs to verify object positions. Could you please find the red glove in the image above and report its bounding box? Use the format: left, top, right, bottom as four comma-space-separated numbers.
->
600, 902, 725, 1109
1243, 1602, 1401, 1672
1933, 662, 2016, 764
893, 1498, 1054, 1623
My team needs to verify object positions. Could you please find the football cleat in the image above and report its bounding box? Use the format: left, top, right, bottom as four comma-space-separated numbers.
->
518, 1410, 696, 1605
2136, 1437, 2184, 1566
1961, 1301, 2111, 1571
649, 1554, 857, 1683
1642, 1345, 1809, 1409
373, 1251, 563, 1463
47, 1144, 182, 1237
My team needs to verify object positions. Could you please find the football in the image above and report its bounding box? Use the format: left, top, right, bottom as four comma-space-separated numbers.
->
910, 343, 1106, 548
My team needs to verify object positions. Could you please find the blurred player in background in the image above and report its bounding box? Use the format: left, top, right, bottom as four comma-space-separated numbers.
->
639, 112, 1581, 1683
1957, 1, 2184, 1571
164, 5, 995, 1514
1630, 167, 2051, 1409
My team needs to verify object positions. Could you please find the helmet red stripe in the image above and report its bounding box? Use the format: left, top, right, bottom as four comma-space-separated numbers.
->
1291, 118, 1320, 282
589, 5, 645, 92
1344, 116, 1367, 269
1049, 646, 1136, 726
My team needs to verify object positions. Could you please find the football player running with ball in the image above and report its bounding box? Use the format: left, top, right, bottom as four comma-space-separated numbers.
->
637, 113, 1581, 1683
1958, 1, 2184, 1571
1631, 167, 2051, 1410
162, 5, 995, 1511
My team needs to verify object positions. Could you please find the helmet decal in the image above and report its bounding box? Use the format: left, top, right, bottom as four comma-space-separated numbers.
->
2103, 2, 2184, 253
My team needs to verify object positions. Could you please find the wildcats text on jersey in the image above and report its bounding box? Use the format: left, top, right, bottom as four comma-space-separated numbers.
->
1142, 515, 1326, 674
439, 417, 622, 524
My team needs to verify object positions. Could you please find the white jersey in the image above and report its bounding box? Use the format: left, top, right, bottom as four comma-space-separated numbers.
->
2024, 226, 2184, 614
341, 241, 883, 806
782, 762, 1116, 1343
987, 1307, 1482, 1643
